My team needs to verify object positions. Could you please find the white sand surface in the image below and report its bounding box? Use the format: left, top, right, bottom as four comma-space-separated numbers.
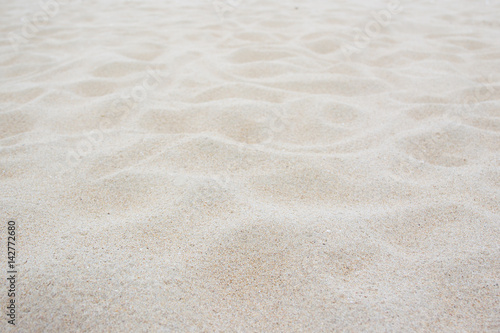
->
1, 0, 499, 331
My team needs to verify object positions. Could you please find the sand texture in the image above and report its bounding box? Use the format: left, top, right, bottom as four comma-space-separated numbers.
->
1, 0, 499, 331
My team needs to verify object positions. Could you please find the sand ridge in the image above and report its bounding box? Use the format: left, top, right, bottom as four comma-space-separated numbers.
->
0, 0, 499, 331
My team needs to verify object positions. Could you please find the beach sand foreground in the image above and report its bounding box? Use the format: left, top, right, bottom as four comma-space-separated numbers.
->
1, 0, 499, 331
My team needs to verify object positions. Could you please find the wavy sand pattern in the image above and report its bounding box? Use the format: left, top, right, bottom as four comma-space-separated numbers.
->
0, 0, 499, 331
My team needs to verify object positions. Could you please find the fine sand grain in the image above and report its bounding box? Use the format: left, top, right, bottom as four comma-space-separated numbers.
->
1, 0, 499, 331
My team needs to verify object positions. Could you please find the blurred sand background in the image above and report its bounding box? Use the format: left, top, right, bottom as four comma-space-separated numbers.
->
0, 0, 499, 331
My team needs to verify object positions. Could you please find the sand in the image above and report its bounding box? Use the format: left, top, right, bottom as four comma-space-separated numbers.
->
1, 0, 499, 331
